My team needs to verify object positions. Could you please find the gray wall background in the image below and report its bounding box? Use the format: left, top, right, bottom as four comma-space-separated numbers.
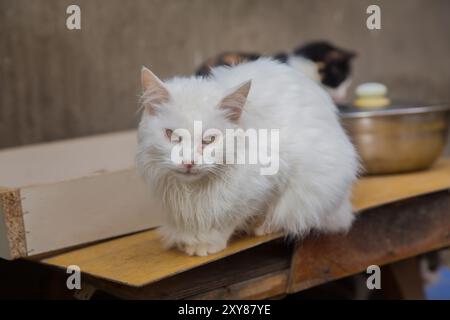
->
1, 0, 449, 150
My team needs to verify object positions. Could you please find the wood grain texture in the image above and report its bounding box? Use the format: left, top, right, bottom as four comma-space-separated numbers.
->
21, 169, 163, 256
82, 240, 291, 299
190, 270, 289, 300
42, 231, 283, 287
40, 159, 450, 287
1, 0, 449, 150
288, 191, 450, 293
0, 188, 27, 259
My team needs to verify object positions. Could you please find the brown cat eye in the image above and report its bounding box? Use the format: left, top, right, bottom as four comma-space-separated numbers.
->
202, 135, 216, 145
166, 129, 182, 143
165, 129, 173, 139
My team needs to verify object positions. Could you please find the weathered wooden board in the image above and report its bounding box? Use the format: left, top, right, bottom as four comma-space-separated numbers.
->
0, 130, 164, 259
0, 188, 26, 259
42, 164, 450, 288
381, 257, 425, 300
42, 231, 283, 288
190, 270, 289, 300
21, 170, 162, 256
78, 240, 292, 299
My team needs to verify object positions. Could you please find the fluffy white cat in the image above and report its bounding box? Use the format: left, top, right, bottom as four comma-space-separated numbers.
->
136, 58, 358, 256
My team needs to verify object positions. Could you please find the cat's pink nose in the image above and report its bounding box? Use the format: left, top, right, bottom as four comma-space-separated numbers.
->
182, 161, 194, 170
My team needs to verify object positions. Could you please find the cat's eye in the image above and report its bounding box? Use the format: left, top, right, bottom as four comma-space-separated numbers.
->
202, 135, 216, 145
165, 129, 182, 143
165, 129, 173, 139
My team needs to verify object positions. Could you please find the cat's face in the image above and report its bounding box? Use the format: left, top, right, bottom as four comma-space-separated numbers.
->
294, 41, 356, 103
137, 67, 251, 183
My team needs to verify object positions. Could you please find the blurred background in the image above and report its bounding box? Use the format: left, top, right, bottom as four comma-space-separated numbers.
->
0, 0, 449, 150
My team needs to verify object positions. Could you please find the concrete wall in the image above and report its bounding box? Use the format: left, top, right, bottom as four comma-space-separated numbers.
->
1, 0, 449, 149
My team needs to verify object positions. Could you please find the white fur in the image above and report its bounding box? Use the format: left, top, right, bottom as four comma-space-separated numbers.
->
287, 55, 321, 83
325, 77, 352, 104
136, 58, 359, 256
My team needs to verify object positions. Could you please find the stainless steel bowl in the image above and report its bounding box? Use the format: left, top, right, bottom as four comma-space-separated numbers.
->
339, 103, 450, 175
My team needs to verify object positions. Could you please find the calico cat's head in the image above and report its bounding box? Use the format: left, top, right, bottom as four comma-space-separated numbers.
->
294, 41, 356, 103
137, 67, 251, 183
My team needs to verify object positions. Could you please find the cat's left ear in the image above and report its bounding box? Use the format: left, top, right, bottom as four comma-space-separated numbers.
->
141, 66, 170, 115
219, 80, 251, 121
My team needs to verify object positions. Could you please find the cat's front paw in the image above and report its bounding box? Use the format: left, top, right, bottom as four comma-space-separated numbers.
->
253, 222, 273, 236
159, 225, 231, 256
181, 241, 226, 256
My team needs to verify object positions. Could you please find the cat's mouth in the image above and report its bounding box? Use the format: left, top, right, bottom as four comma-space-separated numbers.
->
174, 169, 201, 176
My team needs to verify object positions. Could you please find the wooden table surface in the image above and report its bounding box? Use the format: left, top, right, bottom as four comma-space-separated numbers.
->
39, 158, 450, 290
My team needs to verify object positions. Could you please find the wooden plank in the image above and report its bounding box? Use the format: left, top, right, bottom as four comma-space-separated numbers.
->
21, 170, 163, 256
83, 240, 291, 299
381, 257, 425, 300
42, 231, 284, 288
0, 188, 26, 259
353, 158, 450, 212
288, 190, 450, 293
190, 270, 289, 300
0, 130, 160, 259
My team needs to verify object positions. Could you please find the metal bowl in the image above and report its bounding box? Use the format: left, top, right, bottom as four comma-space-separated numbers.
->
339, 103, 450, 175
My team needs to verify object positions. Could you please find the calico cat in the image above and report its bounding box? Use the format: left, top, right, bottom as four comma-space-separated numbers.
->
137, 59, 358, 256
196, 41, 356, 103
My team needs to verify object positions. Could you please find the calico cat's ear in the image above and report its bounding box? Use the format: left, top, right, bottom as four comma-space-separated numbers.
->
325, 49, 357, 62
219, 80, 251, 121
344, 50, 357, 60
141, 66, 170, 115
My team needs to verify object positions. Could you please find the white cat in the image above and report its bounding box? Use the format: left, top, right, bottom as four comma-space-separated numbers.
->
136, 58, 358, 256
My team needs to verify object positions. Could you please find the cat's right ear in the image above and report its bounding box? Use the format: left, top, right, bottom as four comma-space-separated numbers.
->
141, 66, 170, 115
219, 80, 252, 122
